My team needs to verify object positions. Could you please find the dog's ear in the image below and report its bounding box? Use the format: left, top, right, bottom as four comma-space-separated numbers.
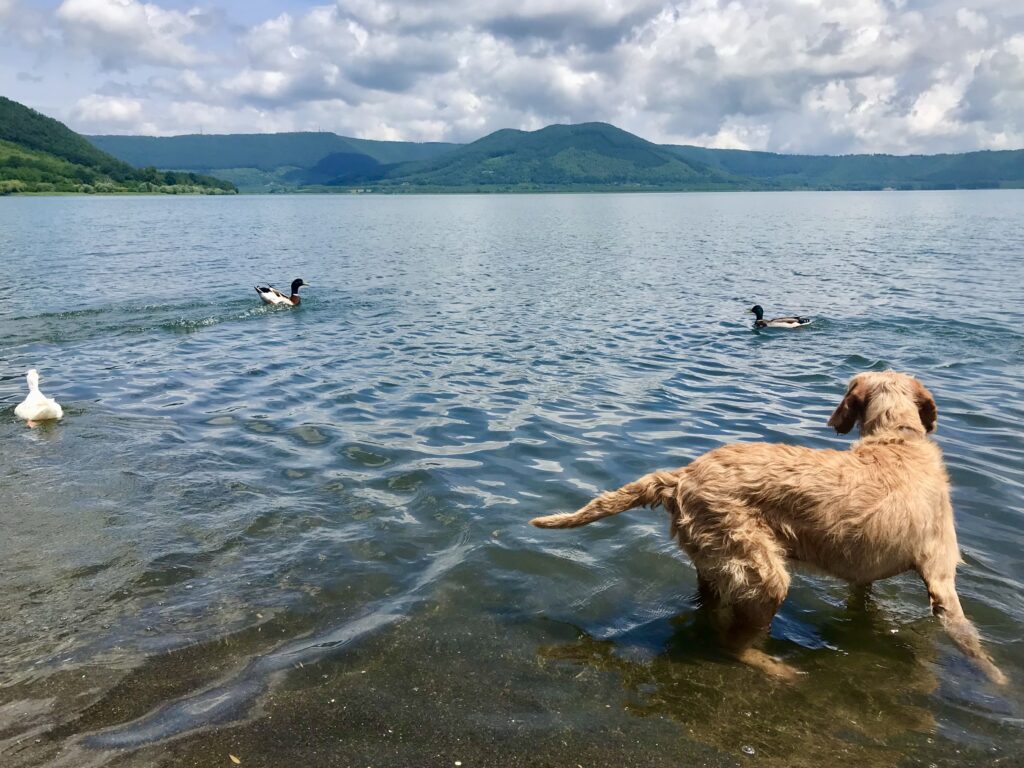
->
912, 378, 937, 433
828, 378, 865, 434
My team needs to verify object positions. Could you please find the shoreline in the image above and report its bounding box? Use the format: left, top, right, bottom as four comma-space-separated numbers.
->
3, 185, 1023, 198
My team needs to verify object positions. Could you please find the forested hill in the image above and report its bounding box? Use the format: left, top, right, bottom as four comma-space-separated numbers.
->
0, 97, 235, 195
90, 122, 742, 192
318, 123, 1024, 192
359, 122, 743, 190
84, 118, 1024, 193
87, 132, 458, 171
665, 144, 1024, 191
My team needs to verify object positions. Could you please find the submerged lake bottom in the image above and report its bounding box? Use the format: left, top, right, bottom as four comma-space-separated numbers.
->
1, 192, 1022, 767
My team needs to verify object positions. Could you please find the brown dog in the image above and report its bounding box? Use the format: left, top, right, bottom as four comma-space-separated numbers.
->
531, 371, 1006, 684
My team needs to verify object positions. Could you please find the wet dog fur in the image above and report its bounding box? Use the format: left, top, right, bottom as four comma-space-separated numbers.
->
531, 371, 1006, 684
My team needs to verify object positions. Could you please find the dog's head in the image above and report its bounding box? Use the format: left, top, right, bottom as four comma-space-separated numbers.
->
828, 371, 937, 437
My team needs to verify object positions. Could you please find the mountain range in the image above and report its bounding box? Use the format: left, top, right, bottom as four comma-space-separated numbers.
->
0, 97, 235, 195
87, 122, 1024, 194
2, 92, 1020, 196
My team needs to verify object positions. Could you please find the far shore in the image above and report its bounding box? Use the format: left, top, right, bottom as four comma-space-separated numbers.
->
4, 185, 1023, 198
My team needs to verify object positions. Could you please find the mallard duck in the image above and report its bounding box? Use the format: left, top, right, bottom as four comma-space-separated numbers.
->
750, 305, 811, 329
15, 369, 63, 424
255, 278, 308, 307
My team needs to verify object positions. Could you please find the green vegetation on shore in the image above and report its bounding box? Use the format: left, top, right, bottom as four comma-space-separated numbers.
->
0, 97, 235, 195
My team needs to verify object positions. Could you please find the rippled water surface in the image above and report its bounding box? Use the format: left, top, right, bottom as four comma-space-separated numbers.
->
1, 192, 1023, 767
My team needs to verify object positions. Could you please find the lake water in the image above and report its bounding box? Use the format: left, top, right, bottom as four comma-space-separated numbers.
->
1, 192, 1022, 768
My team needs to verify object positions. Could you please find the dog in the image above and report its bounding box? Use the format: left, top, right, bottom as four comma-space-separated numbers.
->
530, 371, 1006, 684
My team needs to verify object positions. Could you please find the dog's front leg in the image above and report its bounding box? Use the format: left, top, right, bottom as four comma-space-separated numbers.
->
919, 567, 1007, 685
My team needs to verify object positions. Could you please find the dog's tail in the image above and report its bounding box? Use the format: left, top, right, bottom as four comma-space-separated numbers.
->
530, 470, 681, 529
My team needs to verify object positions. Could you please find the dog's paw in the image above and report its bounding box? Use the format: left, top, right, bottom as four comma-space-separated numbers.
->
983, 660, 1009, 687
737, 649, 804, 682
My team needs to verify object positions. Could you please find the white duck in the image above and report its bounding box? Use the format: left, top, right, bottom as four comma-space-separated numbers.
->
15, 369, 63, 424
255, 278, 309, 307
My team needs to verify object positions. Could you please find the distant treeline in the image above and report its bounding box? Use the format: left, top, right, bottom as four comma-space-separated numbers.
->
667, 144, 1024, 191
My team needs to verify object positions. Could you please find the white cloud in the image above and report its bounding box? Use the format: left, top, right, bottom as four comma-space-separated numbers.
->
910, 80, 965, 135
0, 0, 1019, 153
956, 8, 988, 35
70, 94, 154, 132
56, 0, 210, 69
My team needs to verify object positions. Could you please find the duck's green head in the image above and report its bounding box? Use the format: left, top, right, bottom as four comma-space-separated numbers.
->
749, 304, 764, 320
291, 278, 308, 294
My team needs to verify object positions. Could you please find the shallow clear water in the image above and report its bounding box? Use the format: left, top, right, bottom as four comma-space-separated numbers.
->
1, 192, 1022, 768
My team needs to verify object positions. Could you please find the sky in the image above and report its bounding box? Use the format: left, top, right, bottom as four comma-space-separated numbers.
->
1, 0, 1022, 154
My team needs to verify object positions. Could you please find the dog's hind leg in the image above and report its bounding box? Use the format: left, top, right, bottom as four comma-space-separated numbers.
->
719, 594, 801, 681
684, 506, 797, 680
695, 573, 719, 609
918, 564, 1007, 685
